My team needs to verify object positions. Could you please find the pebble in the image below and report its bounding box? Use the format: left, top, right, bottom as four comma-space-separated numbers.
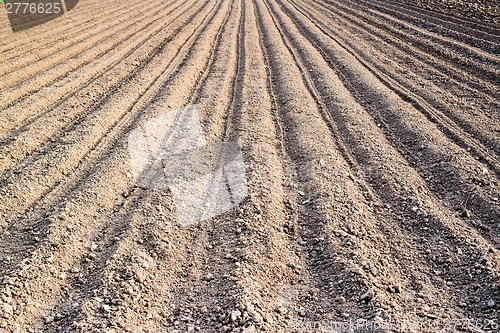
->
136, 273, 146, 283
419, 210, 428, 218
70, 267, 80, 274
276, 304, 288, 314
421, 304, 431, 312
243, 325, 256, 333
101, 304, 111, 312
336, 296, 346, 304
360, 289, 374, 302
486, 299, 495, 308
337, 230, 348, 237
251, 311, 263, 323
2, 304, 13, 316
370, 266, 378, 276
230, 310, 241, 322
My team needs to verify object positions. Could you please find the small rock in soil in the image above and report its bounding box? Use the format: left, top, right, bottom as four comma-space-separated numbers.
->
230, 310, 241, 322
243, 325, 256, 333
461, 209, 471, 218
251, 311, 263, 323
2, 304, 13, 316
360, 289, 374, 302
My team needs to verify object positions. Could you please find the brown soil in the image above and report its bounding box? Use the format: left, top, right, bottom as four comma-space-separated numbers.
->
398, 0, 500, 25
0, 0, 498, 332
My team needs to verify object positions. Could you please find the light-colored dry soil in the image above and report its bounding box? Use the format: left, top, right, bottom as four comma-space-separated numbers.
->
0, 0, 498, 332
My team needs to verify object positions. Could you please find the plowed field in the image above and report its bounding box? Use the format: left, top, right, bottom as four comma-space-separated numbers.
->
0, 0, 498, 332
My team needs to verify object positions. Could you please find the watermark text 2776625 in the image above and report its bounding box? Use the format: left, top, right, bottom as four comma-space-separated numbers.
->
2, 0, 79, 31
5, 2, 61, 14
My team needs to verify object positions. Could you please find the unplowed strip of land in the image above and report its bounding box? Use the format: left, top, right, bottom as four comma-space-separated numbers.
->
0, 0, 498, 332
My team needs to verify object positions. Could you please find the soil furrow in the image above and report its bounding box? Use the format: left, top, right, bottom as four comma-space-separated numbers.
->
0, 0, 230, 330
278, 0, 500, 229
0, 0, 130, 53
357, 0, 500, 54
277, 0, 499, 246
48, 0, 238, 330
0, 0, 190, 112
0, 0, 218, 233
0, 0, 203, 178
253, 0, 414, 329
0, 0, 217, 270
309, 0, 500, 100
396, 0, 500, 26
343, 0, 500, 68
302, 0, 500, 160
390, 0, 500, 36
0, 0, 498, 331
266, 0, 499, 323
0, 0, 192, 128
0, 0, 157, 68
133, 0, 243, 330
288, 0, 500, 159
0, 0, 179, 87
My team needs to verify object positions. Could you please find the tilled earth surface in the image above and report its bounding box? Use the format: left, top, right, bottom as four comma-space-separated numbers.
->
0, 0, 499, 332
399, 0, 499, 24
